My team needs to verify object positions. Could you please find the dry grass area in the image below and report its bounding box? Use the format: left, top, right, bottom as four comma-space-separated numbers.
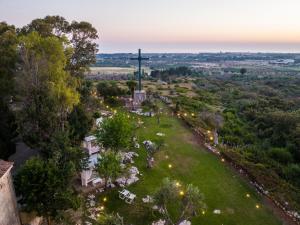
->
94, 78, 198, 98
89, 67, 152, 75
89, 67, 135, 75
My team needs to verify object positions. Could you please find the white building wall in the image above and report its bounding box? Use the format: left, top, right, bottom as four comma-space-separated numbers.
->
0, 170, 21, 225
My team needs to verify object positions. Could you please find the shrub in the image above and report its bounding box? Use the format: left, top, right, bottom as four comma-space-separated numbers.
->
284, 164, 300, 187
269, 148, 293, 164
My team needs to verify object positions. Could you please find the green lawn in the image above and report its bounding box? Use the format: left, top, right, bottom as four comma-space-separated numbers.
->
100, 110, 282, 225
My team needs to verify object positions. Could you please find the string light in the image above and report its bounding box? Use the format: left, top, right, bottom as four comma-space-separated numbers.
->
184, 113, 187, 117
221, 158, 225, 162
168, 164, 173, 169
202, 210, 206, 215
100, 206, 104, 210
176, 182, 180, 187
209, 136, 214, 141
103, 197, 107, 202
179, 191, 184, 196
246, 194, 250, 198
256, 204, 260, 209
191, 113, 195, 117
165, 155, 169, 159
207, 130, 211, 134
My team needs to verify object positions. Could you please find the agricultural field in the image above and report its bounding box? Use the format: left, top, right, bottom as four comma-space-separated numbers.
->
89, 67, 136, 75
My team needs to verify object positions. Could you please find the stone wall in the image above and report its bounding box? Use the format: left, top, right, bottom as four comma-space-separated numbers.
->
0, 171, 21, 225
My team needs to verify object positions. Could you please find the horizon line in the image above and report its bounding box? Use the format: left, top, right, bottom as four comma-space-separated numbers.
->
98, 51, 300, 54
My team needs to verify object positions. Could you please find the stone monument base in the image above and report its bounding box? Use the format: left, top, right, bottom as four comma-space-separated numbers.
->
133, 90, 147, 106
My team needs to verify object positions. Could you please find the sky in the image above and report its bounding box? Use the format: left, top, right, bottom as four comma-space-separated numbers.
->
1, 0, 300, 53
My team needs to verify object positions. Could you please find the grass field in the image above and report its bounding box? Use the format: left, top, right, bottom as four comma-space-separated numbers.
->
98, 108, 282, 225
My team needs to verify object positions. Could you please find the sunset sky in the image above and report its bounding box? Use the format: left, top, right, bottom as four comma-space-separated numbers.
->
1, 0, 300, 53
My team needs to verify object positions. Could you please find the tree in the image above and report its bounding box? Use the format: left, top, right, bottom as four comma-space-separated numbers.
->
68, 104, 93, 144
153, 178, 206, 225
126, 80, 137, 99
19, 15, 99, 77
96, 151, 122, 190
96, 81, 126, 100
268, 147, 293, 164
96, 113, 133, 152
0, 22, 18, 159
14, 157, 80, 225
16, 32, 80, 148
141, 99, 153, 111
175, 101, 180, 113
67, 21, 99, 77
79, 79, 93, 103
240, 68, 247, 75
150, 67, 193, 81
256, 111, 300, 148
200, 111, 224, 145
0, 103, 17, 159
179, 184, 206, 222
284, 164, 300, 187
0, 22, 17, 100
19, 15, 69, 37
44, 131, 89, 171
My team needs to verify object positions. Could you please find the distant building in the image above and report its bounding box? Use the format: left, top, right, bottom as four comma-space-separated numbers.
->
269, 59, 295, 65
0, 160, 21, 225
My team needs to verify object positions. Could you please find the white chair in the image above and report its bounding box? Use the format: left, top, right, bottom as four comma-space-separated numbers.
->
92, 178, 102, 186
125, 193, 136, 204
118, 189, 130, 200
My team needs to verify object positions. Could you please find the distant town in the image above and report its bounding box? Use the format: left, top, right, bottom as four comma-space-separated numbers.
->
86, 52, 300, 80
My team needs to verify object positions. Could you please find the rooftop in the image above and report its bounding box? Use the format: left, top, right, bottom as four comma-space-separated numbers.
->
0, 160, 13, 178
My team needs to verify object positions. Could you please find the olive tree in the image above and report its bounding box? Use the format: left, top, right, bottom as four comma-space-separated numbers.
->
153, 178, 206, 225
